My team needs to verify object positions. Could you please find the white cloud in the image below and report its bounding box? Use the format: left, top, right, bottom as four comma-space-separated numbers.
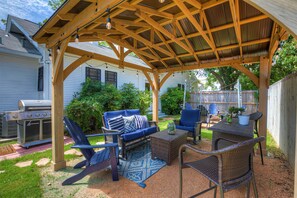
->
0, 0, 54, 26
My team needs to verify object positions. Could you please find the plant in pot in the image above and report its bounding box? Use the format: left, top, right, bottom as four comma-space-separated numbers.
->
228, 106, 249, 125
228, 106, 245, 118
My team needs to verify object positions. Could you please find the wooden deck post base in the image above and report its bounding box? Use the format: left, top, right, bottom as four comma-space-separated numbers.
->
52, 160, 67, 171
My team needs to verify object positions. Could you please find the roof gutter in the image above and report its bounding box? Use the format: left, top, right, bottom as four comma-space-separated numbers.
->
0, 48, 42, 59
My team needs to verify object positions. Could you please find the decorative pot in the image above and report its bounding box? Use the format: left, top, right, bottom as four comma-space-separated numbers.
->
238, 115, 250, 125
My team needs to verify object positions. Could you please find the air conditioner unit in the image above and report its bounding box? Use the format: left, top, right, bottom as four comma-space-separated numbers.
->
0, 113, 17, 138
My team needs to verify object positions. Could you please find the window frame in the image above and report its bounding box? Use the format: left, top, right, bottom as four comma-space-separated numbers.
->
105, 70, 117, 88
38, 67, 44, 91
85, 67, 101, 81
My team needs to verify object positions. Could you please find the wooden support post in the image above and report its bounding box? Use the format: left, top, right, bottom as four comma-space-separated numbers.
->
259, 56, 269, 154
152, 72, 160, 122
295, 105, 297, 198
51, 46, 66, 171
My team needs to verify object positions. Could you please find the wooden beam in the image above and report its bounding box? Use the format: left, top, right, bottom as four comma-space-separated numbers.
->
135, 11, 194, 55
186, 0, 202, 10
229, 0, 243, 57
107, 42, 120, 58
119, 46, 124, 68
57, 13, 76, 21
243, 0, 297, 39
173, 0, 216, 52
258, 56, 269, 154
114, 24, 173, 57
232, 64, 259, 87
63, 55, 92, 81
123, 49, 132, 57
53, 37, 70, 83
51, 43, 65, 171
143, 71, 155, 91
200, 10, 220, 60
152, 72, 159, 122
160, 71, 174, 88
158, 56, 260, 73
45, 0, 124, 48
97, 34, 159, 61
65, 46, 153, 73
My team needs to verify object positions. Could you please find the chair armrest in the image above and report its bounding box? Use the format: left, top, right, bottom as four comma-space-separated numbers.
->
86, 132, 121, 138
195, 121, 203, 127
101, 127, 121, 133
72, 143, 118, 149
214, 137, 240, 150
148, 121, 158, 127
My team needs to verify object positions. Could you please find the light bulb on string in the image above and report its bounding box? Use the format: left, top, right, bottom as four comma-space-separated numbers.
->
57, 45, 61, 54
173, 72, 175, 78
136, 70, 139, 77
48, 49, 52, 61
105, 63, 108, 69
159, 0, 165, 3
75, 28, 79, 43
122, 69, 125, 74
106, 8, 112, 30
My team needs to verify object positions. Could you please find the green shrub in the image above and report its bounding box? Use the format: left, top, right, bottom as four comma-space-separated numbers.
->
138, 90, 152, 115
120, 83, 139, 109
66, 98, 103, 132
161, 87, 190, 115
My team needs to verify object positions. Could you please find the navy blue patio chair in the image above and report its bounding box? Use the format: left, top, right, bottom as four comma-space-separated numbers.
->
62, 117, 120, 185
185, 103, 193, 110
174, 109, 202, 144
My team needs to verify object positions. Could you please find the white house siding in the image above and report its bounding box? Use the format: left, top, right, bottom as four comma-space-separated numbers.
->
62, 54, 187, 110
0, 53, 41, 112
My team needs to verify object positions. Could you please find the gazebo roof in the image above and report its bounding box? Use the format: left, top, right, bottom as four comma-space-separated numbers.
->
33, 0, 296, 73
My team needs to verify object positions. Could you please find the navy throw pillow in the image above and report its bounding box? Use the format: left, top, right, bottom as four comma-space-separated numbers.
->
108, 115, 125, 133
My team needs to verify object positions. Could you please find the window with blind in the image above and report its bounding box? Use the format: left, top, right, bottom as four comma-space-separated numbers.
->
86, 67, 101, 81
38, 67, 44, 91
178, 83, 185, 90
105, 71, 117, 88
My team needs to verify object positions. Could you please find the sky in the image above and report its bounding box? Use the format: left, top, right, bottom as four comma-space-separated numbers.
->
0, 0, 54, 29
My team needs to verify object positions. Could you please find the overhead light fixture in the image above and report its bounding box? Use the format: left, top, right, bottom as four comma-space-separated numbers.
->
159, 0, 165, 3
106, 8, 112, 30
75, 28, 79, 43
57, 45, 61, 54
48, 49, 52, 61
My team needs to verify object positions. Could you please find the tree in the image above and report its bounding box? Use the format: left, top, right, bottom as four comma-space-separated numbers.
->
48, 0, 65, 11
205, 67, 241, 90
1, 19, 7, 26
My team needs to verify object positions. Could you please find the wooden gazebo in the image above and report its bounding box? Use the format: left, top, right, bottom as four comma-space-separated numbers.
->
33, 0, 297, 186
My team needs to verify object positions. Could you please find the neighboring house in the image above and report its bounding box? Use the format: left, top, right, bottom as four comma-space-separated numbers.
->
0, 15, 187, 113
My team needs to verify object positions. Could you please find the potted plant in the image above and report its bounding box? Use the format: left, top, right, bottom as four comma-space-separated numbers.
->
228, 106, 250, 125
228, 106, 245, 118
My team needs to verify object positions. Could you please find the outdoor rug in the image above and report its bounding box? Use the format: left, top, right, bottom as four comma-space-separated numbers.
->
118, 143, 166, 188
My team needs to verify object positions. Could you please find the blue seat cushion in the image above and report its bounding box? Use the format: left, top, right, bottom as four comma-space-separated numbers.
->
121, 129, 145, 142
104, 110, 126, 129
180, 109, 200, 127
125, 109, 141, 116
176, 125, 195, 133
143, 126, 158, 136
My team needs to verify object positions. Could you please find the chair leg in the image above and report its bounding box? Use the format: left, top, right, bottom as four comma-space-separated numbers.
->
73, 160, 87, 169
110, 147, 119, 181
246, 181, 251, 198
214, 186, 217, 198
258, 142, 264, 165
179, 167, 183, 198
252, 175, 258, 198
62, 165, 100, 185
219, 187, 224, 198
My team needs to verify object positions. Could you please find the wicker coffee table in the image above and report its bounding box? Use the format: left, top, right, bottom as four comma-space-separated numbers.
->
150, 129, 187, 165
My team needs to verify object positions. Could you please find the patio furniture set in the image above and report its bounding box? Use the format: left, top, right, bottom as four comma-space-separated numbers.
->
63, 108, 264, 197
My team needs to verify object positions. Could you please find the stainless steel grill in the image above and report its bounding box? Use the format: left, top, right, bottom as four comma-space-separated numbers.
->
5, 100, 52, 148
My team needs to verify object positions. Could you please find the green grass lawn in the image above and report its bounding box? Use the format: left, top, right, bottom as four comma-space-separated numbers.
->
0, 116, 283, 197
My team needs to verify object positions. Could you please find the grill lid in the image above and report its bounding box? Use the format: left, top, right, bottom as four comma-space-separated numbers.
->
18, 100, 51, 111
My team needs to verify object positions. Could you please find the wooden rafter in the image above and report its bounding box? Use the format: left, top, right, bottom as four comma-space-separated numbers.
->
232, 64, 259, 87
114, 24, 173, 57
150, 38, 270, 63
142, 71, 155, 91
65, 46, 153, 73
173, 0, 216, 53
137, 15, 269, 51
174, 21, 199, 64
154, 30, 184, 67
158, 56, 260, 73
97, 34, 158, 61
135, 11, 194, 55
200, 10, 220, 60
160, 71, 174, 88
229, 0, 243, 57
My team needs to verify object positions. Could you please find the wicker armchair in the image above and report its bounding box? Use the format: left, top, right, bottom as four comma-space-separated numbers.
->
249, 111, 264, 165
179, 137, 265, 198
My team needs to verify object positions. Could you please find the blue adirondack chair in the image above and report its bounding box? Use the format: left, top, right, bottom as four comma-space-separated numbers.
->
209, 103, 217, 115
62, 117, 120, 185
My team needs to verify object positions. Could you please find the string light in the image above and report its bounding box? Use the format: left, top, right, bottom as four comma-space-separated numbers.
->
122, 69, 125, 74
75, 28, 79, 43
48, 49, 52, 61
173, 72, 175, 78
136, 70, 139, 77
106, 8, 112, 30
105, 63, 108, 69
57, 43, 61, 54
159, 0, 165, 3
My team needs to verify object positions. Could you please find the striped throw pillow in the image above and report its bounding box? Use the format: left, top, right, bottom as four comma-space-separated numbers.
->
135, 115, 149, 129
123, 116, 137, 133
108, 115, 124, 133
